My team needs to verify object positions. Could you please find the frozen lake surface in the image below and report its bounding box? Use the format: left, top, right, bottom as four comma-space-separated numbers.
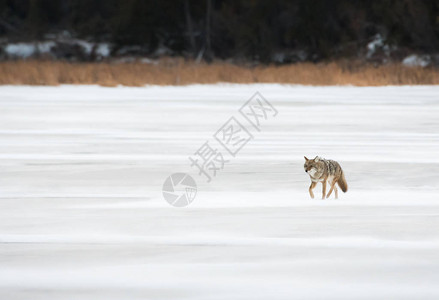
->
1, 84, 439, 299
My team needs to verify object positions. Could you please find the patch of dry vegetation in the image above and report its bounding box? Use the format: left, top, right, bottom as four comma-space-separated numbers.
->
0, 59, 438, 86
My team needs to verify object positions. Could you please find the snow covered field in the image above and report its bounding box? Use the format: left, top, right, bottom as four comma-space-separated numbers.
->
1, 84, 439, 299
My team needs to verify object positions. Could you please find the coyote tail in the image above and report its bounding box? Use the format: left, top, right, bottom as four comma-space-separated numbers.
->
337, 170, 348, 193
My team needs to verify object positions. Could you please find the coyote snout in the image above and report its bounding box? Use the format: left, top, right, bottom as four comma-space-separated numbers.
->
304, 156, 348, 199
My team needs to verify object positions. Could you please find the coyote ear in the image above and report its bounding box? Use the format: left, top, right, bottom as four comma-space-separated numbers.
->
304, 156, 309, 161
314, 156, 319, 162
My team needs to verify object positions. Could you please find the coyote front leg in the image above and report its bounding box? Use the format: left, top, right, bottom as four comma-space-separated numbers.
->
309, 182, 317, 198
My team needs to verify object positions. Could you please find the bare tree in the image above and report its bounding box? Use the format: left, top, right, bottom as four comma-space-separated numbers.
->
205, 0, 213, 61
184, 0, 196, 57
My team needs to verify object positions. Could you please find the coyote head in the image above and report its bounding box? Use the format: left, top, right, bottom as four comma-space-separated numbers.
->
304, 156, 323, 177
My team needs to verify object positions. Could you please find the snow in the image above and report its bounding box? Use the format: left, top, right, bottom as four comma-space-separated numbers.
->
3, 41, 109, 58
366, 34, 389, 58
402, 54, 431, 67
1, 84, 439, 299
76, 41, 110, 57
96, 43, 110, 57
36, 41, 56, 53
75, 41, 110, 57
76, 40, 94, 54
4, 43, 35, 58
4, 42, 56, 58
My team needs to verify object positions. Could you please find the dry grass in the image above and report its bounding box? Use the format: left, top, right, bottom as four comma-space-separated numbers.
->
0, 59, 438, 86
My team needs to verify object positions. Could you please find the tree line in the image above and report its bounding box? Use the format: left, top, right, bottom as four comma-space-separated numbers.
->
0, 0, 438, 63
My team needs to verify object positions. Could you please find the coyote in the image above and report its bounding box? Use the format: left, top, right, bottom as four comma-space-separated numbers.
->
304, 156, 348, 199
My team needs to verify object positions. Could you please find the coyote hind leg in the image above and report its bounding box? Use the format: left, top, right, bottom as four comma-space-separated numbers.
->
326, 180, 338, 199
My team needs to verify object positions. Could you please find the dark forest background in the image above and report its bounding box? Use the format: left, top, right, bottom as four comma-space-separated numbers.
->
0, 0, 438, 63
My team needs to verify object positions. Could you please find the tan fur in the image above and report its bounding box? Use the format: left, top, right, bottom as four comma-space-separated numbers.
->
304, 156, 348, 199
